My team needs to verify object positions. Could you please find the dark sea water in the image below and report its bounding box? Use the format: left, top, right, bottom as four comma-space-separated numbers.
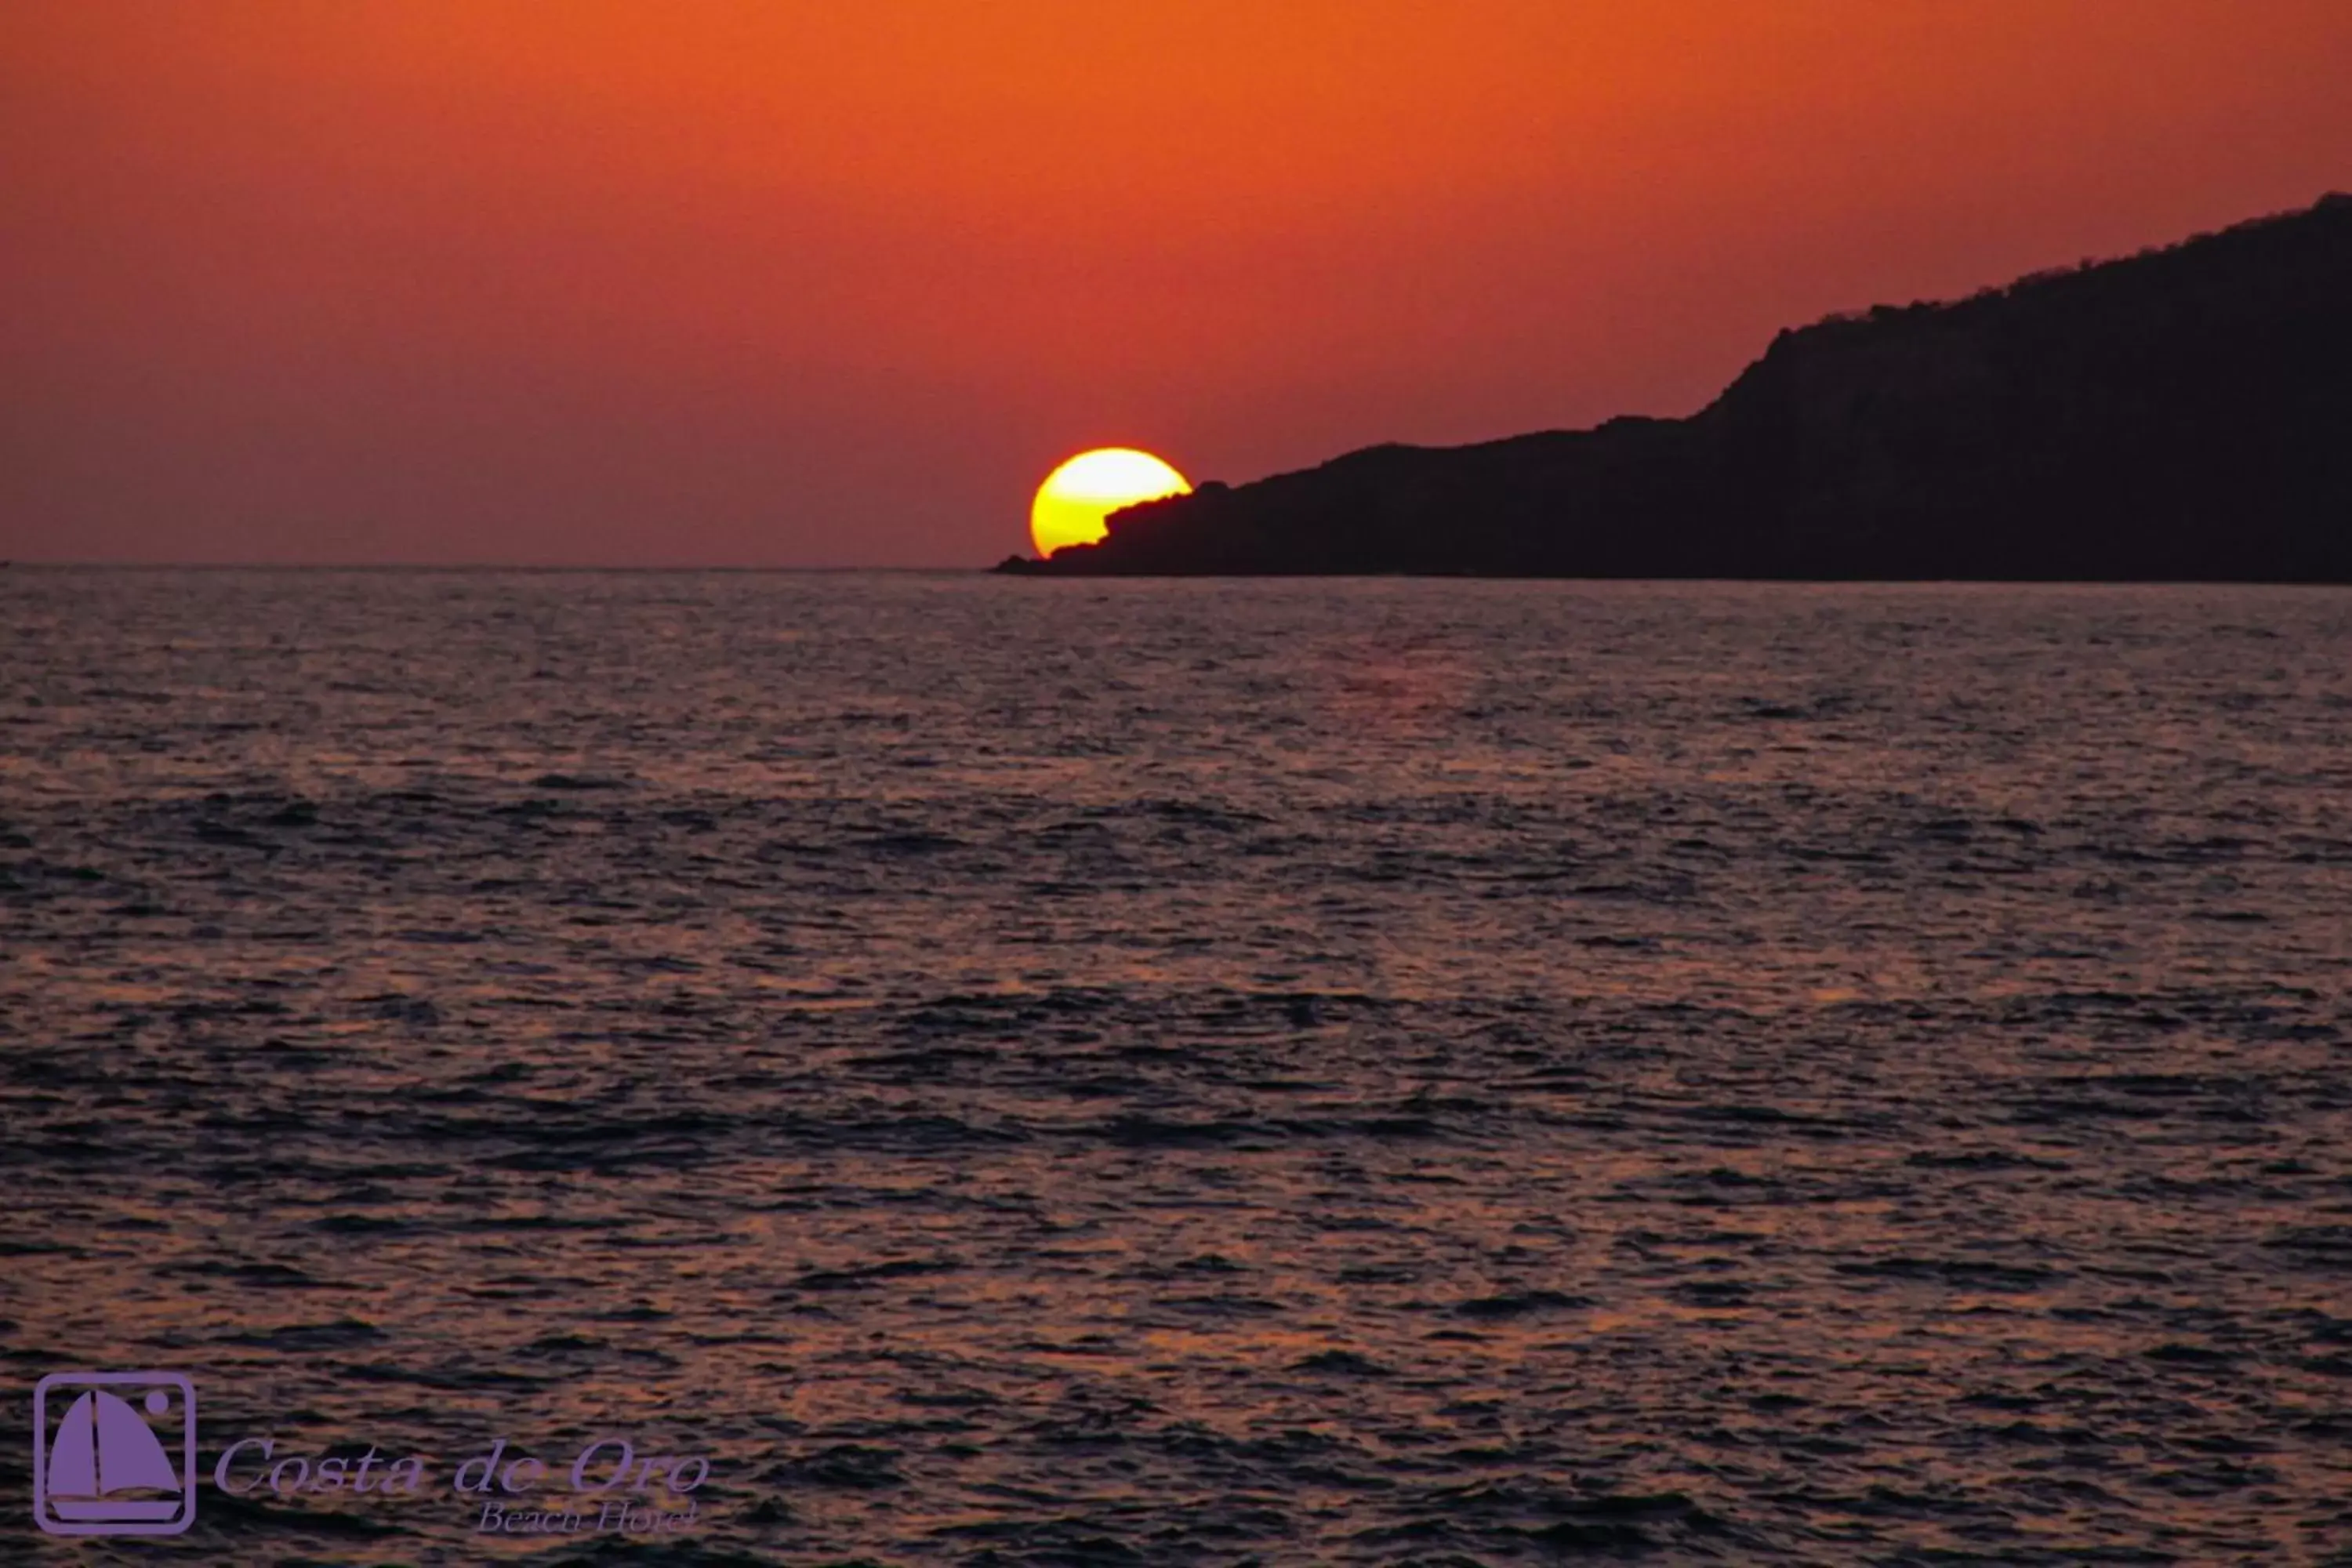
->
4, 569, 2350, 1566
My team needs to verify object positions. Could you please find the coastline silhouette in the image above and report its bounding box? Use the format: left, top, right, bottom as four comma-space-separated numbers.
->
1000, 195, 2352, 581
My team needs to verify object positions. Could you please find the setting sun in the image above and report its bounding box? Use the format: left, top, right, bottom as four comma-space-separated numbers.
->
1029, 448, 1191, 558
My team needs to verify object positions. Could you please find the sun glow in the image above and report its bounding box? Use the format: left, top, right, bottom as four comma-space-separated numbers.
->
1029, 448, 1191, 557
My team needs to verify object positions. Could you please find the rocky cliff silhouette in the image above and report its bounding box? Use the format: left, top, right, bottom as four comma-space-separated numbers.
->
1001, 196, 2352, 580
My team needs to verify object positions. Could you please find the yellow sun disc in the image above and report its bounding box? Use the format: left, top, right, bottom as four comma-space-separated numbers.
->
1029, 448, 1191, 558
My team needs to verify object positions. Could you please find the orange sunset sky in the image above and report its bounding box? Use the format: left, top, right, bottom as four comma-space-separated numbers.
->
5, 2, 2349, 567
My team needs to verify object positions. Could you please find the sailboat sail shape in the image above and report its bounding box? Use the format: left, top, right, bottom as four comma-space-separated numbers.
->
43, 1390, 187, 1522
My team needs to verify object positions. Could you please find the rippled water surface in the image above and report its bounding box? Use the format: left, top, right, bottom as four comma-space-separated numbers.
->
5, 570, 2351, 1565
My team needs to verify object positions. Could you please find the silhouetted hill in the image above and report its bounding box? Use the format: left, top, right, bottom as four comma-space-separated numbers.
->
1000, 196, 2352, 580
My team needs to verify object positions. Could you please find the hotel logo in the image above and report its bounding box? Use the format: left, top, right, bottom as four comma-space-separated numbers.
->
32, 1371, 198, 1537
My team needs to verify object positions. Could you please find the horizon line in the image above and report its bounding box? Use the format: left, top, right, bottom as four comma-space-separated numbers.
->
0, 561, 996, 574
4, 562, 2350, 590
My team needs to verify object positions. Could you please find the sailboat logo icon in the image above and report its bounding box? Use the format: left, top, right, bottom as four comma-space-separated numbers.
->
32, 1371, 198, 1536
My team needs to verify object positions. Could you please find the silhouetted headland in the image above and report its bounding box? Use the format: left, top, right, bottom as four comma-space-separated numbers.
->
998, 196, 2352, 581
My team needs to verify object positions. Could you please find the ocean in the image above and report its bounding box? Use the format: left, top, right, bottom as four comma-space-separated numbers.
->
4, 569, 2349, 1563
